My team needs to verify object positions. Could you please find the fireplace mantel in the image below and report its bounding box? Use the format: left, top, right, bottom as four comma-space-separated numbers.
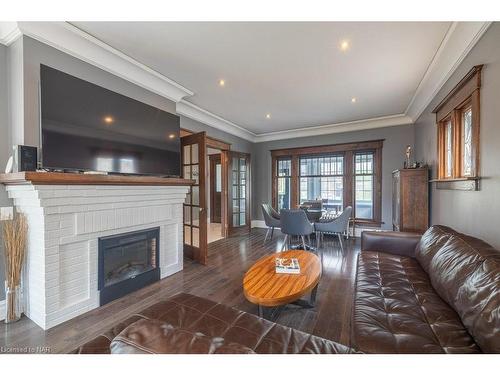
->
0, 171, 194, 186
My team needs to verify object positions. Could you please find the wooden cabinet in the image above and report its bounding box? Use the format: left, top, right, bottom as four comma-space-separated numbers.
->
392, 168, 429, 233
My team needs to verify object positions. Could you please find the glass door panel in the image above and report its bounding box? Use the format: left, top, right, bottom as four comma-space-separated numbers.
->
227, 152, 250, 234
181, 132, 207, 265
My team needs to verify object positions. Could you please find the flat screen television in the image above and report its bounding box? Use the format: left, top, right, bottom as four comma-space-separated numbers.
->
40, 64, 181, 176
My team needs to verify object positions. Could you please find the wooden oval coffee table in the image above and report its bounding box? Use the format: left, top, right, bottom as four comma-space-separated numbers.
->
243, 250, 321, 318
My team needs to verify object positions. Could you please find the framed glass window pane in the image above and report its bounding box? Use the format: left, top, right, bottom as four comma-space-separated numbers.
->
215, 164, 222, 192
278, 159, 291, 177
233, 214, 239, 226
240, 212, 246, 225
462, 108, 473, 176
355, 175, 373, 219
183, 165, 191, 179
184, 225, 191, 245
192, 227, 199, 247
277, 177, 290, 210
183, 145, 191, 165
192, 207, 200, 227
191, 143, 198, 164
355, 153, 373, 174
354, 152, 375, 220
192, 186, 199, 206
191, 164, 199, 184
445, 121, 453, 177
299, 176, 343, 212
184, 206, 191, 224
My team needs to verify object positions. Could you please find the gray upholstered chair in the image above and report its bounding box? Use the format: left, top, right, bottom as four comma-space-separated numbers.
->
314, 206, 353, 255
261, 203, 281, 243
279, 209, 314, 251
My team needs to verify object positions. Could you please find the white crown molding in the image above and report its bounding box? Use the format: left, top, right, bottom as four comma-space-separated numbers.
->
253, 114, 413, 143
405, 21, 492, 122
15, 21, 194, 103
0, 22, 22, 46
176, 100, 257, 142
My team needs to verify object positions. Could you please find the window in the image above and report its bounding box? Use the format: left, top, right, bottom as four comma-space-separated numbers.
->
354, 153, 374, 220
299, 155, 344, 212
434, 65, 482, 181
271, 140, 382, 225
462, 107, 473, 176
276, 158, 291, 210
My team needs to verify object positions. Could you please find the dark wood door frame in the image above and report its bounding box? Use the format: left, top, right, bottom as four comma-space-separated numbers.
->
209, 154, 222, 224
181, 132, 208, 265
181, 128, 231, 246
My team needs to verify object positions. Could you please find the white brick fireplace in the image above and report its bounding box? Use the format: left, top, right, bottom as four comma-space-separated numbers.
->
5, 182, 189, 330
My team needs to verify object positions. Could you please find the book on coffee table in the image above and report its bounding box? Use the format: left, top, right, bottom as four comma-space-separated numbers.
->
275, 258, 300, 274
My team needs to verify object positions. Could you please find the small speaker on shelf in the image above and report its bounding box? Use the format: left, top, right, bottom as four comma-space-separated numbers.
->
13, 145, 38, 172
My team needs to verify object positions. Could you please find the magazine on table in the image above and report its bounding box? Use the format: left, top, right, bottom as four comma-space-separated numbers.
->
275, 258, 300, 274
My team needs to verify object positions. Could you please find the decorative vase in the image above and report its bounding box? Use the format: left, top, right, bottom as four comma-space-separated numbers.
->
4, 282, 22, 323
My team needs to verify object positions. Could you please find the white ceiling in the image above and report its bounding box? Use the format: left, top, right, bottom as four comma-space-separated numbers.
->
72, 22, 452, 135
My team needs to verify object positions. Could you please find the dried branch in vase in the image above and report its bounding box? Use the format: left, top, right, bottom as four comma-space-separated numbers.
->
2, 213, 28, 322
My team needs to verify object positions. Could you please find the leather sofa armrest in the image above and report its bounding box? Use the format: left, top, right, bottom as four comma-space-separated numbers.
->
361, 231, 421, 258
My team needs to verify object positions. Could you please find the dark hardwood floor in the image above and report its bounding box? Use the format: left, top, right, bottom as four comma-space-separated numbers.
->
0, 228, 359, 353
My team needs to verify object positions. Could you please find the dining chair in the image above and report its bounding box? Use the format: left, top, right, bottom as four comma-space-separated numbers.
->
261, 203, 281, 244
279, 209, 314, 251
314, 206, 353, 255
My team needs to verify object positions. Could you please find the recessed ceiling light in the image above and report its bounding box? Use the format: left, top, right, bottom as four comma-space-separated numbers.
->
168, 133, 176, 139
218, 79, 225, 87
351, 97, 357, 103
103, 116, 114, 124
266, 113, 271, 119
340, 40, 350, 52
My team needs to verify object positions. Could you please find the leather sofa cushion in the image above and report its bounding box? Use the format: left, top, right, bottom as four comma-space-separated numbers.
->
354, 251, 480, 353
72, 293, 354, 354
415, 225, 456, 274
424, 231, 500, 353
110, 319, 256, 354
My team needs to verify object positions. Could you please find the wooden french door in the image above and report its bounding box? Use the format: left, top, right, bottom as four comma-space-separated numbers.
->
181, 132, 208, 265
227, 151, 251, 235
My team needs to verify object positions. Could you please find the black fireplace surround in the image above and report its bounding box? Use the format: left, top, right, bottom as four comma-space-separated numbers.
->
98, 227, 160, 305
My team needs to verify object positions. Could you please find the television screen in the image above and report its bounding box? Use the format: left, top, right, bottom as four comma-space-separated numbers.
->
40, 64, 181, 176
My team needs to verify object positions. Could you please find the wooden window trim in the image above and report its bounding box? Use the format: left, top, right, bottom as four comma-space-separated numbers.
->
271, 140, 383, 225
433, 65, 482, 180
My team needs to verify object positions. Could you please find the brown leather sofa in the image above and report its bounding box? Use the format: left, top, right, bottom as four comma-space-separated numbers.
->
355, 225, 500, 353
71, 292, 354, 354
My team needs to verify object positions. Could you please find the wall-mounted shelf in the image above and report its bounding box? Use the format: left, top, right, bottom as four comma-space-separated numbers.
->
429, 177, 480, 191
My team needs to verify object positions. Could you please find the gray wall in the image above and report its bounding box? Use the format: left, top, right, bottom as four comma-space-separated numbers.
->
252, 124, 415, 229
414, 22, 500, 248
